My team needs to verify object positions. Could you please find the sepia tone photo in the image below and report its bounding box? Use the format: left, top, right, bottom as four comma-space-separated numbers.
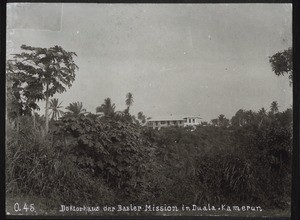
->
5, 3, 293, 217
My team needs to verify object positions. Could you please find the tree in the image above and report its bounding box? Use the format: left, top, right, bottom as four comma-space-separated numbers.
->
270, 101, 279, 114
218, 114, 230, 128
269, 47, 292, 86
258, 107, 267, 116
96, 98, 116, 117
258, 107, 267, 128
231, 109, 247, 127
7, 45, 78, 133
200, 121, 208, 126
137, 111, 146, 124
210, 115, 230, 127
211, 119, 218, 126
6, 59, 43, 127
276, 108, 293, 128
49, 98, 64, 121
125, 92, 134, 113
65, 102, 86, 116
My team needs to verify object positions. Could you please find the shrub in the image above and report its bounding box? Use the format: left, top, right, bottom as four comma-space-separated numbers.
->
53, 114, 154, 203
6, 116, 115, 207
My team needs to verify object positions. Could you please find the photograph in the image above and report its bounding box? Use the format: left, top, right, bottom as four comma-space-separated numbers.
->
5, 3, 293, 218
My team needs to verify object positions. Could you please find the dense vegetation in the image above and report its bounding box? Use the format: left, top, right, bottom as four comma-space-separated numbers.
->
6, 45, 293, 214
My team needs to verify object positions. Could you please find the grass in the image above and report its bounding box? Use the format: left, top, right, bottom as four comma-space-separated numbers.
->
6, 195, 291, 218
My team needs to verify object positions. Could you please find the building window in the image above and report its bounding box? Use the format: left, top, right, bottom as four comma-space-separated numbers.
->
167, 121, 170, 125
156, 122, 158, 126
193, 119, 195, 123
161, 121, 165, 125
189, 119, 191, 123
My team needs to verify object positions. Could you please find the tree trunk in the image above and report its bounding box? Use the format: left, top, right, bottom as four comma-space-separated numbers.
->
45, 85, 49, 134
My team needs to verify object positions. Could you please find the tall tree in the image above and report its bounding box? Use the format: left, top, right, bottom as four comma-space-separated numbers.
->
65, 102, 86, 116
125, 92, 134, 113
6, 60, 43, 121
96, 98, 116, 117
269, 47, 292, 86
49, 98, 64, 120
258, 107, 267, 128
7, 45, 78, 133
270, 101, 279, 114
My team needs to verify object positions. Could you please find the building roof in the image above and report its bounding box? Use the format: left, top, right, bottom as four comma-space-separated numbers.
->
147, 116, 185, 122
147, 115, 201, 122
183, 116, 202, 119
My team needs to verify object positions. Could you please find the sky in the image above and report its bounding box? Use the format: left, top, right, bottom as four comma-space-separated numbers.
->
6, 3, 292, 122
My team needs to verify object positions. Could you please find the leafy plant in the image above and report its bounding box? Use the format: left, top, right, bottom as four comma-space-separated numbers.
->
53, 114, 154, 203
49, 98, 64, 120
7, 45, 79, 133
6, 115, 115, 206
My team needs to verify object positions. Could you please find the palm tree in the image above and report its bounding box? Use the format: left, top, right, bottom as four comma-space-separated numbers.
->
96, 98, 116, 117
65, 102, 86, 116
270, 101, 279, 114
49, 98, 64, 120
258, 107, 267, 116
258, 107, 267, 128
125, 92, 134, 113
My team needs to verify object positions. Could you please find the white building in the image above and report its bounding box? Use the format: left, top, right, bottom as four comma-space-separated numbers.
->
147, 116, 202, 130
183, 116, 202, 127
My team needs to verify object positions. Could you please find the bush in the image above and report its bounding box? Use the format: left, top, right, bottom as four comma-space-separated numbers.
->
53, 114, 155, 203
6, 116, 115, 207
6, 110, 292, 211
142, 124, 292, 209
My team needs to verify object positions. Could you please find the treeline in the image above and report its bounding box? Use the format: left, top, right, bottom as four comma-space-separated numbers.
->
6, 101, 292, 210
143, 104, 292, 208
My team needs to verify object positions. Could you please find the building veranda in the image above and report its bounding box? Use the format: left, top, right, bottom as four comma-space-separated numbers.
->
146, 116, 202, 130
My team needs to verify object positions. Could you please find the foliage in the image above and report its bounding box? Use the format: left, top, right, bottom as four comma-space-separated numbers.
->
9, 45, 78, 97
6, 60, 43, 118
211, 114, 230, 127
125, 92, 133, 113
7, 45, 79, 132
49, 98, 64, 120
53, 114, 154, 203
270, 101, 279, 114
65, 102, 86, 116
140, 103, 292, 208
269, 47, 293, 85
96, 98, 116, 117
6, 116, 115, 206
137, 112, 146, 124
6, 100, 292, 210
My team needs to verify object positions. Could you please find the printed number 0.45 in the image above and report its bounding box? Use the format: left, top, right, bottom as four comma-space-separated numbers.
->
13, 203, 35, 212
